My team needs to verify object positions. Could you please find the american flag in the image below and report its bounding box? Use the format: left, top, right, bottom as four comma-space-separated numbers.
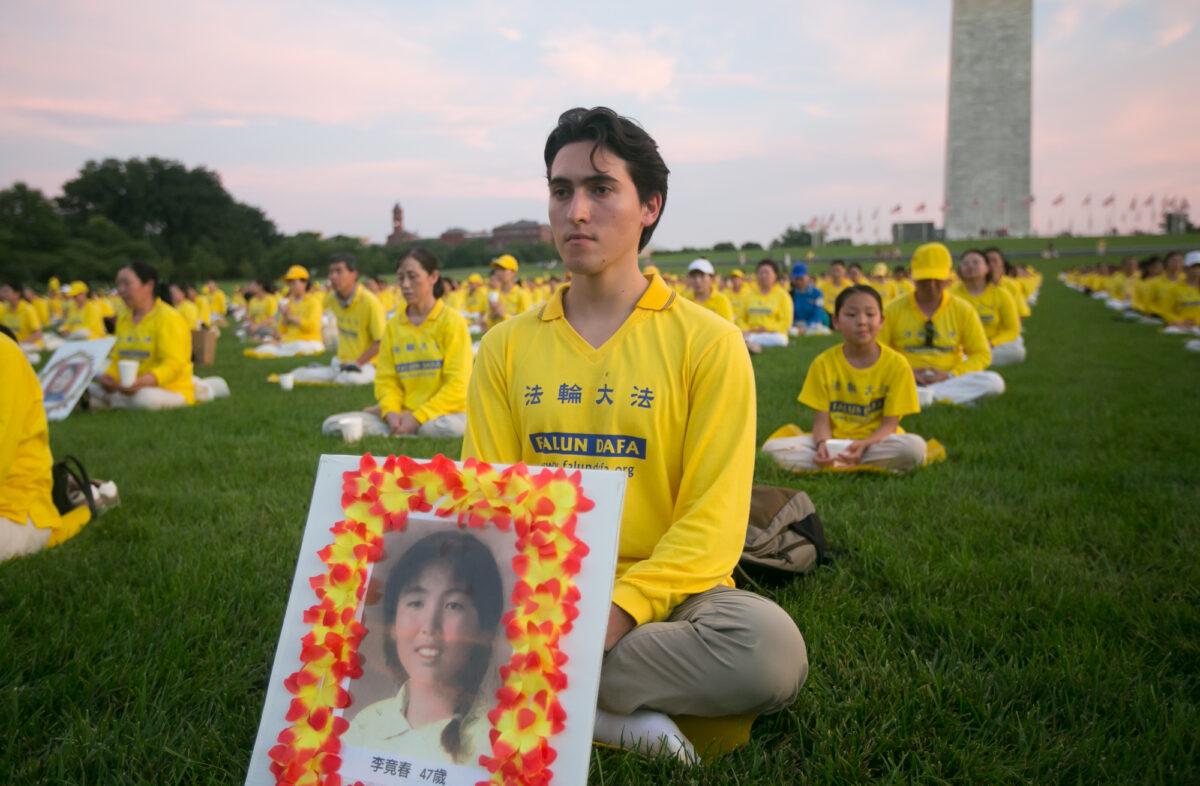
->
1082, 195, 1092, 207
1102, 195, 1115, 207
915, 202, 926, 213
890, 204, 902, 214
1052, 194, 1065, 206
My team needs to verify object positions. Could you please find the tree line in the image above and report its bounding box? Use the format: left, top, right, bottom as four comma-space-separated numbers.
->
0, 157, 560, 286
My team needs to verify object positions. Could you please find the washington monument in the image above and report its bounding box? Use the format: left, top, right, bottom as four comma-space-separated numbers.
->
944, 0, 1033, 239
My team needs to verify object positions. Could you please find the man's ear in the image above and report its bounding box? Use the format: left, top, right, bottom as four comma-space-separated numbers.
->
640, 192, 663, 228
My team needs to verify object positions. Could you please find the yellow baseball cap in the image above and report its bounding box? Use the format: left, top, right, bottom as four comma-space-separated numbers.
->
284, 265, 309, 281
911, 243, 953, 281
872, 262, 890, 278
66, 280, 88, 297
491, 254, 519, 272
48, 276, 61, 291
467, 273, 484, 285
730, 269, 744, 278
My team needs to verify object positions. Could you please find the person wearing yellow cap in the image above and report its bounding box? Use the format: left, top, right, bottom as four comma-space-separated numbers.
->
724, 268, 749, 327
484, 254, 532, 330
323, 247, 471, 439
879, 243, 1004, 407
88, 262, 203, 410
286, 253, 385, 385
465, 107, 805, 758
56, 281, 107, 341
682, 258, 734, 321
868, 262, 899, 303
741, 259, 793, 348
244, 265, 327, 358
0, 280, 45, 362
951, 249, 1025, 366
457, 272, 490, 333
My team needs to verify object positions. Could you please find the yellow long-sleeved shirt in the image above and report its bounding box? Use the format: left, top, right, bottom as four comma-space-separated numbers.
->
176, 300, 201, 331
1166, 281, 1200, 325
740, 285, 793, 333
106, 300, 195, 404
950, 281, 1021, 347
325, 284, 386, 363
374, 300, 472, 424
278, 294, 324, 342
485, 286, 534, 329
0, 334, 62, 531
998, 276, 1031, 318
61, 299, 107, 338
30, 296, 50, 325
462, 273, 756, 625
209, 287, 228, 316
247, 293, 278, 324
880, 290, 992, 375
684, 290, 734, 321
1, 300, 43, 345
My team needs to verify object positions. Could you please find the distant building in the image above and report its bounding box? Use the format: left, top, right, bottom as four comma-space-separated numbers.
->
892, 222, 942, 244
490, 219, 552, 247
385, 203, 418, 246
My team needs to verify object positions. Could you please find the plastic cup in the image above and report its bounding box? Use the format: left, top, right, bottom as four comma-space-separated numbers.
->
825, 439, 853, 460
279, 373, 294, 391
340, 418, 364, 443
118, 360, 139, 388
488, 290, 500, 304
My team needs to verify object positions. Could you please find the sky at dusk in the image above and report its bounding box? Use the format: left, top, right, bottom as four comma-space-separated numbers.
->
1, 0, 1196, 248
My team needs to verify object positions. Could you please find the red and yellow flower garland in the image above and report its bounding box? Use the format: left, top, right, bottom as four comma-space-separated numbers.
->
268, 454, 594, 786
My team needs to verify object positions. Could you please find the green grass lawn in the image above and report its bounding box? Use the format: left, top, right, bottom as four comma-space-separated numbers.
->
4, 256, 1199, 784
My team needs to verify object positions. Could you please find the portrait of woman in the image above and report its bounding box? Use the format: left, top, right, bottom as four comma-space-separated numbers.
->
343, 530, 504, 766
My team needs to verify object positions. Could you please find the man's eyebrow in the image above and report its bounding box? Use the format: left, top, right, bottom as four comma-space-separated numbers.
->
548, 173, 620, 186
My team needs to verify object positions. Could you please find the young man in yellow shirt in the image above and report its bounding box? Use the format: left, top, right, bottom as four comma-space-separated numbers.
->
288, 254, 385, 386
462, 107, 806, 758
880, 243, 1005, 408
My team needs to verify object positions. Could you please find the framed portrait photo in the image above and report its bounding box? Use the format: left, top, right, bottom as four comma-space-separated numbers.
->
245, 454, 626, 786
37, 337, 115, 421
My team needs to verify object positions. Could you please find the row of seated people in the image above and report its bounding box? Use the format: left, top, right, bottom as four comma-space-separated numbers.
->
1062, 250, 1200, 351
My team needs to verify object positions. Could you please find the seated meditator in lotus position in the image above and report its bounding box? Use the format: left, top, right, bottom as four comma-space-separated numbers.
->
322, 248, 471, 439
740, 258, 794, 349
788, 262, 830, 335
245, 266, 325, 358
462, 106, 807, 760
0, 281, 45, 362
283, 253, 385, 386
682, 258, 734, 321
762, 284, 927, 474
89, 262, 229, 410
950, 249, 1026, 366
879, 243, 1004, 408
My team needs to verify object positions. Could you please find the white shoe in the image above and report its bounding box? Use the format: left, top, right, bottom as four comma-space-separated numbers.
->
593, 708, 696, 764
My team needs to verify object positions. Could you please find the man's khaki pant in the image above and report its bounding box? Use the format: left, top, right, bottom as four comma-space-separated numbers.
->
598, 586, 807, 717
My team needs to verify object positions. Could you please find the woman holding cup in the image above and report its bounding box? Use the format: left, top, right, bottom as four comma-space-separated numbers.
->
90, 262, 227, 410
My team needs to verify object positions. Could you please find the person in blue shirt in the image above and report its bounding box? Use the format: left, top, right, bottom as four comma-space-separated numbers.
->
789, 263, 830, 335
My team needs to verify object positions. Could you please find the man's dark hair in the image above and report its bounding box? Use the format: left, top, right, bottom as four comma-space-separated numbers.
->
328, 252, 358, 272
544, 106, 669, 251
834, 283, 883, 316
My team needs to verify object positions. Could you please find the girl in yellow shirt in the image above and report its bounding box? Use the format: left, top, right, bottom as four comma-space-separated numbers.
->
763, 285, 927, 474
952, 249, 1025, 366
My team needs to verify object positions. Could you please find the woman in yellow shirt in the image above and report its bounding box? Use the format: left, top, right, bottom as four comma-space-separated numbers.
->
90, 262, 228, 409
241, 279, 279, 340
983, 247, 1032, 318
952, 249, 1025, 366
741, 259, 793, 349
763, 285, 927, 474
323, 248, 471, 439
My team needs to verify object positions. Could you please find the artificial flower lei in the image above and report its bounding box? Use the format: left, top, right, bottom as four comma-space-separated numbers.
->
268, 454, 594, 786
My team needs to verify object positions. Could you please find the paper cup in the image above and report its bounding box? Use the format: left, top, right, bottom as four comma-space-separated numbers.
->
825, 439, 853, 459
279, 373, 294, 391
118, 360, 139, 388
340, 418, 364, 443
488, 290, 500, 304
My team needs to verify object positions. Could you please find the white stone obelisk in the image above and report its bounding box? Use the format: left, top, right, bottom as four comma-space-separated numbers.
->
944, 0, 1033, 239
